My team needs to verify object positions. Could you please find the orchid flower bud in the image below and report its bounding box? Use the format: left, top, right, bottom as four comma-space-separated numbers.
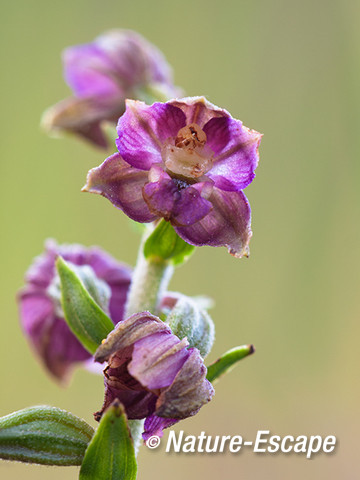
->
161, 293, 215, 358
42, 30, 181, 149
94, 312, 214, 441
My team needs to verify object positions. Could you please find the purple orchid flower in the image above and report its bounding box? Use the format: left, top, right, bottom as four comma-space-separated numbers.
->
42, 30, 180, 149
18, 240, 132, 382
84, 96, 262, 257
94, 312, 214, 441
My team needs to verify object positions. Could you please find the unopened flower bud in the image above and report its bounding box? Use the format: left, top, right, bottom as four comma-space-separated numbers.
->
164, 293, 215, 358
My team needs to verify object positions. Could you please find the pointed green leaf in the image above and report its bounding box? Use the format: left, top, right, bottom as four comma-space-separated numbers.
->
144, 219, 195, 265
206, 345, 255, 383
0, 406, 94, 465
57, 256, 114, 354
80, 401, 137, 480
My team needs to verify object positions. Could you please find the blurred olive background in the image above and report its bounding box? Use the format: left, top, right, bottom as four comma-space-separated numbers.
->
1, 0, 359, 478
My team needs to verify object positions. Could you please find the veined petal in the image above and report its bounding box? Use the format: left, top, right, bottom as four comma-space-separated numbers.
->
94, 312, 170, 363
116, 101, 186, 169
204, 116, 262, 191
85, 248, 132, 323
19, 287, 90, 381
83, 153, 157, 223
129, 332, 189, 390
175, 187, 252, 258
142, 169, 177, 220
143, 167, 213, 226
143, 416, 179, 441
94, 29, 174, 88
155, 348, 214, 419
168, 96, 227, 128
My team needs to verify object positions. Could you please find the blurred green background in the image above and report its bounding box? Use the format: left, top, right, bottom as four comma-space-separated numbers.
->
1, 0, 359, 478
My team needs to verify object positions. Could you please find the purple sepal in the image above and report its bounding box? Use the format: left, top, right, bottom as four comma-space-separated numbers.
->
18, 240, 132, 382
175, 187, 252, 258
83, 153, 157, 223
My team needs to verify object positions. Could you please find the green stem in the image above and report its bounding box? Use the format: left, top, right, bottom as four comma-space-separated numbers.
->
125, 233, 174, 317
125, 229, 174, 453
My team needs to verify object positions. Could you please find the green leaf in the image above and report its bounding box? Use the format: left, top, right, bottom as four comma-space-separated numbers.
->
206, 345, 255, 383
143, 219, 195, 265
56, 256, 114, 354
80, 401, 137, 480
0, 406, 94, 466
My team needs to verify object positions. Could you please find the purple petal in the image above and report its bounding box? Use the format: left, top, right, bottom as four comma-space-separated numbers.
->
116, 101, 186, 170
142, 168, 177, 220
170, 182, 213, 227
63, 44, 122, 98
94, 312, 171, 363
168, 97, 227, 128
204, 116, 262, 191
143, 167, 213, 226
155, 348, 215, 419
85, 248, 132, 323
19, 287, 90, 381
83, 153, 157, 223
94, 30, 174, 89
175, 187, 252, 258
129, 332, 189, 390
25, 243, 57, 288
143, 416, 179, 441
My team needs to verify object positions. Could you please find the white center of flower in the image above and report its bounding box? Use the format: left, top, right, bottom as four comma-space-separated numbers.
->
162, 123, 213, 180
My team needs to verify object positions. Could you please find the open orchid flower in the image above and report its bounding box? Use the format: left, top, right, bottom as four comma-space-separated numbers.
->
84, 96, 262, 257
94, 312, 214, 441
18, 240, 132, 382
42, 30, 180, 148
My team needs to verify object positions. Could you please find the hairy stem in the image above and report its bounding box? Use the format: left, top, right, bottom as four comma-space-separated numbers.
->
125, 232, 174, 317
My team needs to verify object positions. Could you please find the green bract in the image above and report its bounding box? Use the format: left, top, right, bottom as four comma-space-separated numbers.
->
206, 345, 255, 383
0, 406, 94, 466
144, 220, 195, 265
57, 256, 114, 354
80, 401, 137, 480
